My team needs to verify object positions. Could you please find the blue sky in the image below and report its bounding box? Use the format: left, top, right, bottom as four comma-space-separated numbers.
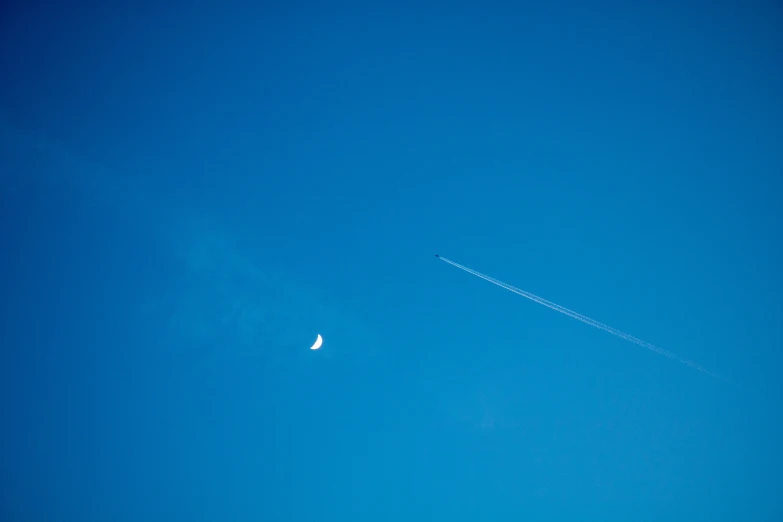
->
1, 2, 782, 520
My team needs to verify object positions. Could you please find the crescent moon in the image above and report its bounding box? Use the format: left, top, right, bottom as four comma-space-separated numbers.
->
309, 334, 323, 350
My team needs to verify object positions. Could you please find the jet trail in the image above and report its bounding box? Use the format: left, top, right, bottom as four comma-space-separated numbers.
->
437, 256, 724, 381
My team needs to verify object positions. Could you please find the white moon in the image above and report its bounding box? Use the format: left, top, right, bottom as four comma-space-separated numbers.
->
309, 334, 323, 350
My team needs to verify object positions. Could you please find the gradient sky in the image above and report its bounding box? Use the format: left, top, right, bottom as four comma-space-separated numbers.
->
2, 2, 782, 521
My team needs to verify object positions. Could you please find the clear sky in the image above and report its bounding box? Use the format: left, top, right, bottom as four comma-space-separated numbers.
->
2, 2, 782, 520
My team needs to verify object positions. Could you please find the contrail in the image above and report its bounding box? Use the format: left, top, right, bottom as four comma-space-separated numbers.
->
437, 256, 724, 381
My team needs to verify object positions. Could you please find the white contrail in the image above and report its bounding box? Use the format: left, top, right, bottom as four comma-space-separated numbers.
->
438, 256, 724, 381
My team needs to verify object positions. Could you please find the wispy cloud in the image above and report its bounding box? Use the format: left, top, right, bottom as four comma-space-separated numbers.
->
2, 118, 369, 371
